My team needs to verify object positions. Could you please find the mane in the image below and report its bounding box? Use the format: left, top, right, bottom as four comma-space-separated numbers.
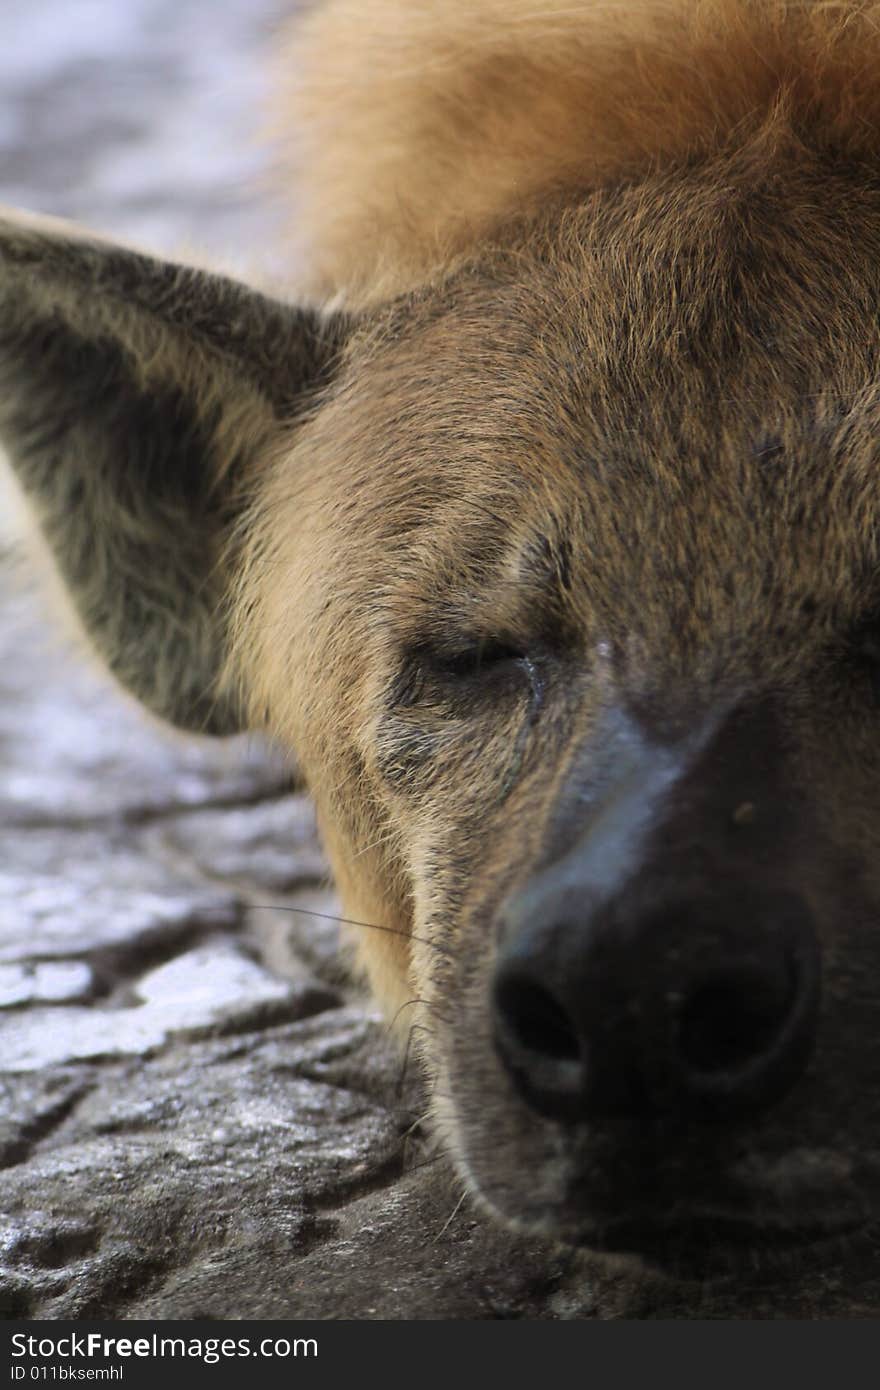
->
270, 1, 880, 306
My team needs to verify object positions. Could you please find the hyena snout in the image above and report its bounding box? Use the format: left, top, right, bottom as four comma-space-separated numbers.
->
491, 702, 822, 1131
493, 884, 821, 1127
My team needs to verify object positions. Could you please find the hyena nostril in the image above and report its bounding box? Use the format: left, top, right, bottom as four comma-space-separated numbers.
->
677, 965, 795, 1076
492, 966, 588, 1120
492, 879, 821, 1126
495, 975, 581, 1061
670, 933, 821, 1117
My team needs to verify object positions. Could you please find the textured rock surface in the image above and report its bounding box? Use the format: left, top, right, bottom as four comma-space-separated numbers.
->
1, 573, 609, 1322
1, 0, 879, 1324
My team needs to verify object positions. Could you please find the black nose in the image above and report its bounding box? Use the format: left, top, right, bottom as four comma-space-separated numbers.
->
492, 888, 821, 1124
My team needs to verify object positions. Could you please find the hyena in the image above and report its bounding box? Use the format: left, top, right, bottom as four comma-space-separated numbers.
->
3, 0, 880, 1273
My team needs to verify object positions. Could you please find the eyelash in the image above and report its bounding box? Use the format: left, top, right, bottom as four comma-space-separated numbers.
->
429, 640, 526, 680
391, 639, 537, 710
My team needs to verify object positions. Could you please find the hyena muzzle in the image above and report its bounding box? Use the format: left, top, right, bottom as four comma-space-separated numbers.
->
3, 0, 880, 1274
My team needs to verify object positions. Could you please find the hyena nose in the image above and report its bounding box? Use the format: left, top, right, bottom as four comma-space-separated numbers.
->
492, 890, 821, 1125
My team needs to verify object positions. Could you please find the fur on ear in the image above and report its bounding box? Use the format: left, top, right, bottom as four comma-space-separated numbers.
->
0, 207, 347, 734
272, 0, 880, 307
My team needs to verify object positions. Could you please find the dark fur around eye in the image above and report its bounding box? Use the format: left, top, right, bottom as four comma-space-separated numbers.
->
430, 640, 527, 679
847, 621, 880, 703
390, 640, 532, 708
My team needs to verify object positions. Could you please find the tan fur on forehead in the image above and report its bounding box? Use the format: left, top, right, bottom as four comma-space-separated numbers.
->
272, 0, 880, 307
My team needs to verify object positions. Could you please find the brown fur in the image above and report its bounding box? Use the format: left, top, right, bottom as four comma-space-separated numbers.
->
274, 0, 880, 305
6, 0, 880, 1271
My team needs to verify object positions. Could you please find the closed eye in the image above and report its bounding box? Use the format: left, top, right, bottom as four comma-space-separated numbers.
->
390, 637, 537, 709
429, 638, 527, 679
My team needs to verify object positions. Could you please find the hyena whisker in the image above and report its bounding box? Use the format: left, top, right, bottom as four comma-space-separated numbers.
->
403, 1020, 437, 1051
405, 1125, 453, 1172
396, 1025, 417, 1097
433, 1188, 470, 1243
400, 1107, 436, 1144
406, 1150, 448, 1176
396, 1019, 440, 1095
249, 903, 452, 958
388, 996, 443, 1032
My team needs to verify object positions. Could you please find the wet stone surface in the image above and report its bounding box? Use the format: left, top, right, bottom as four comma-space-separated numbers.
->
0, 584, 295, 829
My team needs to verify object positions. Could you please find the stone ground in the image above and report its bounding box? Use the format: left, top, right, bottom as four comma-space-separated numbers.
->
1, 0, 879, 1322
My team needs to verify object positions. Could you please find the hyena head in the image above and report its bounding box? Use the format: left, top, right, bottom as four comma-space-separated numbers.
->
4, 0, 880, 1271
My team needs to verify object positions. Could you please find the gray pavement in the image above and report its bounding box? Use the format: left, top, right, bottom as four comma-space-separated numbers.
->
2, 0, 878, 1321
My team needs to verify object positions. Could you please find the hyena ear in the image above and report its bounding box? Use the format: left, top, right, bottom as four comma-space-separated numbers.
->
0, 208, 347, 734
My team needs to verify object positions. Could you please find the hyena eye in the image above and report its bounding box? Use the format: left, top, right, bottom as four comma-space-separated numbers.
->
392, 638, 533, 707
431, 639, 527, 680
